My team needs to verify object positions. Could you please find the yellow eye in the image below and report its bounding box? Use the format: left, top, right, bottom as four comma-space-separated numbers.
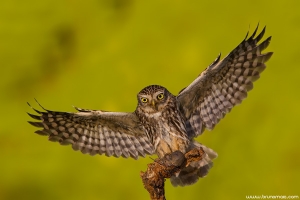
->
141, 98, 148, 103
157, 93, 164, 100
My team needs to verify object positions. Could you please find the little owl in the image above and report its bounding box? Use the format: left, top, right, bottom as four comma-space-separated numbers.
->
28, 25, 272, 186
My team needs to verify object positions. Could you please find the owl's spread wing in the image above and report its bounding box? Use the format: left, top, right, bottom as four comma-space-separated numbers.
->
177, 25, 273, 138
27, 102, 154, 159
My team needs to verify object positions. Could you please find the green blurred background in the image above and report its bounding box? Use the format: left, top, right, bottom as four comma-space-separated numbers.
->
1, 0, 299, 199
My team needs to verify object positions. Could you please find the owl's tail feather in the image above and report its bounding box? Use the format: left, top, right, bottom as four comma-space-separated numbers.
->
170, 142, 217, 187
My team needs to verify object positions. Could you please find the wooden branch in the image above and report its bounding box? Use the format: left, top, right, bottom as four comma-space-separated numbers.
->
140, 147, 205, 200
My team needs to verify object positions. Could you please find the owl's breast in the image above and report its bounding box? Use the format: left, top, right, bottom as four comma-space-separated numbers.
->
135, 100, 190, 158
153, 116, 190, 159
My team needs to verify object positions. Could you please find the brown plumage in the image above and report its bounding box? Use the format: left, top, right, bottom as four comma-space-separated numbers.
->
28, 25, 273, 187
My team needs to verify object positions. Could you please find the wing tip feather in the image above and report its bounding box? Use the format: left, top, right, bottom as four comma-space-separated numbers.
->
35, 130, 49, 136
27, 112, 41, 120
254, 25, 266, 42
28, 121, 43, 128
249, 23, 259, 40
261, 52, 273, 63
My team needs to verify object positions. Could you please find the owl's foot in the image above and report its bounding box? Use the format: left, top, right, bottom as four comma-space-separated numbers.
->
140, 147, 205, 200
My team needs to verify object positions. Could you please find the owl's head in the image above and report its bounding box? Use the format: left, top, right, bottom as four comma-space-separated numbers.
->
137, 85, 173, 114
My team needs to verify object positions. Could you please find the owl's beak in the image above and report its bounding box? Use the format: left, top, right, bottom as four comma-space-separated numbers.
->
151, 100, 156, 107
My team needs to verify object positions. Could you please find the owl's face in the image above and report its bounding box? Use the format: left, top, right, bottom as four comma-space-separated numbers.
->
137, 85, 172, 114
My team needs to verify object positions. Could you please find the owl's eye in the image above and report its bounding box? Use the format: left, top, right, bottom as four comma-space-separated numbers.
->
141, 97, 148, 103
157, 93, 164, 100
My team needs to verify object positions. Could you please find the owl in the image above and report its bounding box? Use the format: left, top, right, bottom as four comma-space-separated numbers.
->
28, 25, 272, 187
